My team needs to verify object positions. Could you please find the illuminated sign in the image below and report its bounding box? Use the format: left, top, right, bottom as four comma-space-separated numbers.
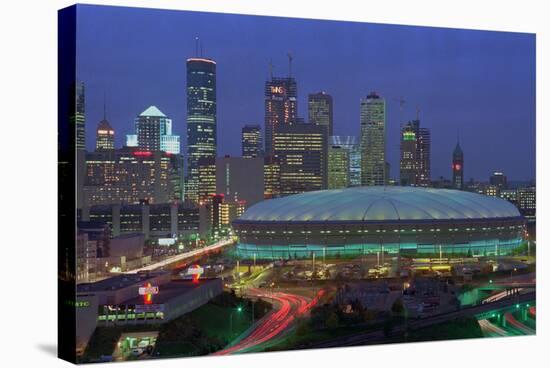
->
97, 129, 114, 135
66, 300, 90, 308
270, 86, 285, 94
403, 132, 416, 141
187, 265, 204, 283
158, 238, 177, 246
133, 151, 153, 157
139, 283, 159, 305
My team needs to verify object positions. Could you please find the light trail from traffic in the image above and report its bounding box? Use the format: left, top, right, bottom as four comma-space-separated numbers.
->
214, 289, 324, 355
483, 288, 524, 304
478, 319, 508, 337
505, 313, 535, 335
125, 238, 234, 273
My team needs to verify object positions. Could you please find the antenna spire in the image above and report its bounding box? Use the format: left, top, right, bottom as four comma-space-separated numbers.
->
287, 52, 293, 78
103, 92, 107, 121
268, 58, 273, 79
416, 104, 420, 121
195, 36, 199, 56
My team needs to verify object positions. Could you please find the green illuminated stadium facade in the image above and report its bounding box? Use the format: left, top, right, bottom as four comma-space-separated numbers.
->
233, 187, 526, 259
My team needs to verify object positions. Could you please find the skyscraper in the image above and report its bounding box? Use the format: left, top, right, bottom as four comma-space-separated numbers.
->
71, 81, 86, 210
263, 156, 281, 199
197, 157, 217, 204
216, 156, 264, 207
134, 106, 180, 154
360, 92, 386, 186
490, 171, 507, 189
186, 57, 217, 203
83, 147, 176, 207
328, 144, 349, 189
71, 81, 86, 151
135, 106, 162, 151
399, 120, 431, 187
241, 125, 262, 158
273, 123, 327, 195
264, 76, 297, 156
95, 115, 115, 151
452, 139, 464, 190
517, 186, 536, 220
308, 92, 333, 136
330, 136, 361, 187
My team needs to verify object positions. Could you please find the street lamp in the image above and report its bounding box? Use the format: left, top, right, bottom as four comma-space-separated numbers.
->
230, 306, 243, 338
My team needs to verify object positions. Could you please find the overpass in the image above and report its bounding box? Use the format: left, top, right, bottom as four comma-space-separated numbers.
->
306, 290, 535, 349
125, 238, 234, 273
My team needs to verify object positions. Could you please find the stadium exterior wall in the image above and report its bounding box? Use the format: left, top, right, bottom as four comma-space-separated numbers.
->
233, 214, 525, 259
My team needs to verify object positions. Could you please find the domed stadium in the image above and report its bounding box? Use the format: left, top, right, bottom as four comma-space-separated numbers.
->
232, 187, 526, 259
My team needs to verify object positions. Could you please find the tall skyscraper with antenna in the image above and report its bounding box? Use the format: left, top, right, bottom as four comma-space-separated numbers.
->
264, 54, 297, 157
186, 40, 217, 203
95, 99, 114, 151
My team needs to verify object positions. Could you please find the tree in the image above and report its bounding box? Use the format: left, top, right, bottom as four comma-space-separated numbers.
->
383, 316, 393, 337
363, 310, 376, 322
295, 318, 310, 336
326, 312, 339, 329
391, 298, 404, 315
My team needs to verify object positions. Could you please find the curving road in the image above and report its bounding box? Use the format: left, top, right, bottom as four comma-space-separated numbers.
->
505, 312, 535, 335
478, 319, 508, 337
214, 288, 324, 355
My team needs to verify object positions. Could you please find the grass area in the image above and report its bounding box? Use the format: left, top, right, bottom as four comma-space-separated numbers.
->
404, 317, 483, 342
267, 315, 483, 351
154, 291, 270, 357
189, 303, 252, 342
267, 323, 381, 351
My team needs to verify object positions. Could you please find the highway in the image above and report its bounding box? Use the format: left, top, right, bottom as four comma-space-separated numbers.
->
306, 291, 535, 349
505, 312, 535, 335
477, 286, 535, 337
214, 288, 325, 355
478, 319, 508, 337
125, 238, 234, 273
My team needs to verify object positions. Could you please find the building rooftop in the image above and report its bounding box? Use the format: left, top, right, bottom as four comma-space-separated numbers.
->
236, 186, 522, 223
139, 105, 166, 118
123, 279, 221, 304
77, 272, 167, 293
97, 119, 113, 131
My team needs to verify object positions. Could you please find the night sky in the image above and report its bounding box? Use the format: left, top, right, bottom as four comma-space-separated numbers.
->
76, 4, 535, 182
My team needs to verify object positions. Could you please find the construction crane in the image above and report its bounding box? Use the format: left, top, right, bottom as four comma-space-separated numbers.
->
393, 97, 406, 127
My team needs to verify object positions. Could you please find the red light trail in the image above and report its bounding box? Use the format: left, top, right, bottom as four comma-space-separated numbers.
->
505, 312, 535, 335
214, 289, 324, 355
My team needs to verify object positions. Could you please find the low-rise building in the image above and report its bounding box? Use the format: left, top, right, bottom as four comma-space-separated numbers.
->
76, 272, 223, 353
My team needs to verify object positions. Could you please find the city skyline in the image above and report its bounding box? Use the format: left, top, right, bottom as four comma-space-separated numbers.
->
77, 5, 535, 181
60, 5, 537, 363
